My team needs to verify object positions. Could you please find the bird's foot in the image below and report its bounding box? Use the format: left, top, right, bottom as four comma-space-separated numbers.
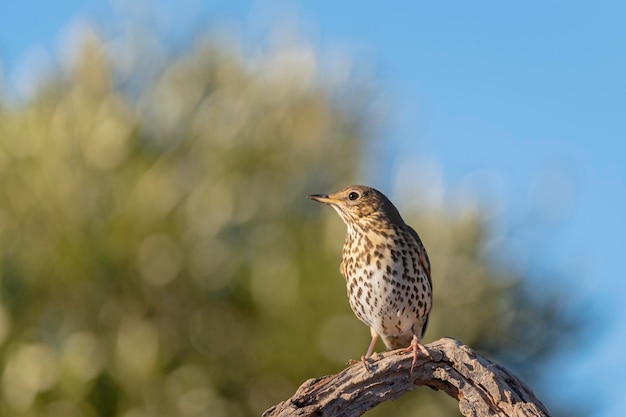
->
399, 336, 429, 374
347, 355, 372, 372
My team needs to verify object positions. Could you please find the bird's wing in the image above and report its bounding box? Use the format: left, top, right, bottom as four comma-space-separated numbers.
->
407, 224, 432, 339
406, 225, 432, 287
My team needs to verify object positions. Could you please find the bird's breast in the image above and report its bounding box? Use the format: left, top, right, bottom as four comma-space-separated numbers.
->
341, 229, 432, 337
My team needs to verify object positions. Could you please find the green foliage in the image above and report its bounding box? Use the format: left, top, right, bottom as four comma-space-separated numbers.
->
0, 30, 574, 417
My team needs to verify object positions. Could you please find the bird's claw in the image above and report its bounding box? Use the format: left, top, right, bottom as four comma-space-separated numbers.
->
347, 355, 372, 372
399, 336, 429, 375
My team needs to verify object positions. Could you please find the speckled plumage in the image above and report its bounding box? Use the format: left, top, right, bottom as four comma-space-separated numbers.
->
308, 185, 432, 366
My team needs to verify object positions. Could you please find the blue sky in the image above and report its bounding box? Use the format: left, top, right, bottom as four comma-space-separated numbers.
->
2, 1, 625, 415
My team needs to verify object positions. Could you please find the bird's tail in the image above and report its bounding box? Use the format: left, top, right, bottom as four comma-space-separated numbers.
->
380, 317, 429, 350
380, 333, 414, 350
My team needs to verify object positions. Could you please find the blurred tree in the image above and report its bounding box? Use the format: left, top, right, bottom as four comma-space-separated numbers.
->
0, 27, 577, 417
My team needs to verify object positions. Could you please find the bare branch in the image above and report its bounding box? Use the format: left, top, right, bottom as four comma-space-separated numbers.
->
263, 337, 550, 417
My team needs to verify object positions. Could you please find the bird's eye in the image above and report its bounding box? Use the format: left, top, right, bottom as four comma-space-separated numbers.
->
348, 191, 360, 201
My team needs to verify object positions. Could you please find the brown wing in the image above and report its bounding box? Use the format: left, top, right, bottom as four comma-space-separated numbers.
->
340, 259, 347, 280
406, 224, 432, 340
406, 225, 431, 284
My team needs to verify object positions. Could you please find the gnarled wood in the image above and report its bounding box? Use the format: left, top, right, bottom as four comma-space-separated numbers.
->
263, 337, 550, 417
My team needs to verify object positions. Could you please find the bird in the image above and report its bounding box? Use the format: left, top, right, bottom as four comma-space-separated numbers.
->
307, 185, 432, 370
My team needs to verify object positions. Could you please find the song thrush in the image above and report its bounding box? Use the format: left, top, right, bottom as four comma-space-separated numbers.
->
308, 185, 432, 369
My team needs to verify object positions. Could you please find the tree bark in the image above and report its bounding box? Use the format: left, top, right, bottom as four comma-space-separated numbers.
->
263, 337, 550, 417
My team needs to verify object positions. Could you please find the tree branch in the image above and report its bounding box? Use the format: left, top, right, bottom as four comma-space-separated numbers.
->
263, 337, 550, 417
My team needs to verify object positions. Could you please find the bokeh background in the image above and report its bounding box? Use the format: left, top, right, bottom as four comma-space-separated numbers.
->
1, 1, 624, 416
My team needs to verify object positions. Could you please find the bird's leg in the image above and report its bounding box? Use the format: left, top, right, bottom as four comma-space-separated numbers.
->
348, 327, 379, 371
365, 327, 379, 358
399, 334, 429, 374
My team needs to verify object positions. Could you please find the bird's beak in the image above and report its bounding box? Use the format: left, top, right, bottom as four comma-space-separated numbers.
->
307, 194, 339, 205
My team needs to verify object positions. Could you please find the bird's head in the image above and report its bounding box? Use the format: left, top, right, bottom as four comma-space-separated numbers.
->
307, 185, 403, 228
